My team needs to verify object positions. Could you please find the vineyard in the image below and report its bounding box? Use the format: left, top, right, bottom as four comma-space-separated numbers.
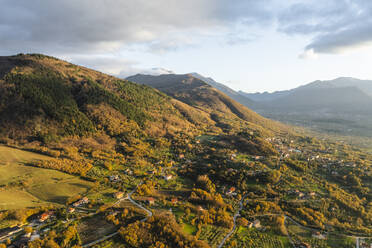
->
199, 225, 229, 247
224, 227, 291, 248
286, 218, 355, 248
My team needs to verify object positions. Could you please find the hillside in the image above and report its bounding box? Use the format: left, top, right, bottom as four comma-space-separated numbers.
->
0, 54, 220, 145
127, 73, 284, 134
189, 73, 257, 108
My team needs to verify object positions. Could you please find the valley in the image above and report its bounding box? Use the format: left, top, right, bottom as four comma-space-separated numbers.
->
0, 54, 371, 248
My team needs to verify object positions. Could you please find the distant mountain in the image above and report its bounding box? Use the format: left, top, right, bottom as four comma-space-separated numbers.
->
189, 73, 256, 108
126, 73, 284, 134
240, 77, 372, 137
240, 77, 372, 101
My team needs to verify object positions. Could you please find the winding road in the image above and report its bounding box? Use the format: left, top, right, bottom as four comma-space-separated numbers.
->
217, 196, 246, 248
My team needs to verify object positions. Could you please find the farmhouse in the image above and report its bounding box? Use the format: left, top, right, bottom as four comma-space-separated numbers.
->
114, 191, 125, 199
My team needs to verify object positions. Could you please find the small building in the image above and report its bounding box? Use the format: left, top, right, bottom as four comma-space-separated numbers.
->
72, 197, 89, 207
197, 206, 205, 211
179, 154, 185, 159
147, 197, 155, 205
253, 219, 261, 228
30, 233, 41, 241
109, 175, 121, 182
114, 191, 125, 199
164, 175, 173, 181
68, 207, 75, 213
312, 232, 326, 240
226, 187, 236, 195
124, 169, 133, 175
39, 211, 54, 222
171, 198, 178, 204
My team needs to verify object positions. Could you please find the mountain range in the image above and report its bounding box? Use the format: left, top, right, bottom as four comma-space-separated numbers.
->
127, 72, 372, 138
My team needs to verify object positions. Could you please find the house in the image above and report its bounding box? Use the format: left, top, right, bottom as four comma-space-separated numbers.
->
23, 232, 32, 238
197, 206, 205, 211
147, 197, 155, 205
164, 175, 173, 181
109, 175, 121, 182
39, 211, 54, 222
114, 191, 125, 199
312, 232, 326, 239
72, 197, 89, 207
227, 187, 236, 195
30, 233, 41, 241
254, 156, 262, 161
253, 219, 261, 228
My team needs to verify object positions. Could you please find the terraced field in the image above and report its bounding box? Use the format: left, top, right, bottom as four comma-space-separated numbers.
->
0, 145, 93, 209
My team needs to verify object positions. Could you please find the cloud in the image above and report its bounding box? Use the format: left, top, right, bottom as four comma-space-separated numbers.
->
299, 48, 318, 60
0, 0, 273, 55
277, 0, 372, 55
67, 55, 174, 78
2, 0, 372, 62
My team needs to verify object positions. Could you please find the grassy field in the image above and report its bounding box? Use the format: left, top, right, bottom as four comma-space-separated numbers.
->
0, 145, 93, 209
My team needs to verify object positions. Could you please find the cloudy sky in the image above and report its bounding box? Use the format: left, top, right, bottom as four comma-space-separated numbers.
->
1, 0, 372, 92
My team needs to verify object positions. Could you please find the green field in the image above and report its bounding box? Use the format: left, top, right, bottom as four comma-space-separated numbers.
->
0, 145, 93, 209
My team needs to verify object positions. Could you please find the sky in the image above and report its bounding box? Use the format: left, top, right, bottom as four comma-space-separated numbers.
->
1, 0, 372, 92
